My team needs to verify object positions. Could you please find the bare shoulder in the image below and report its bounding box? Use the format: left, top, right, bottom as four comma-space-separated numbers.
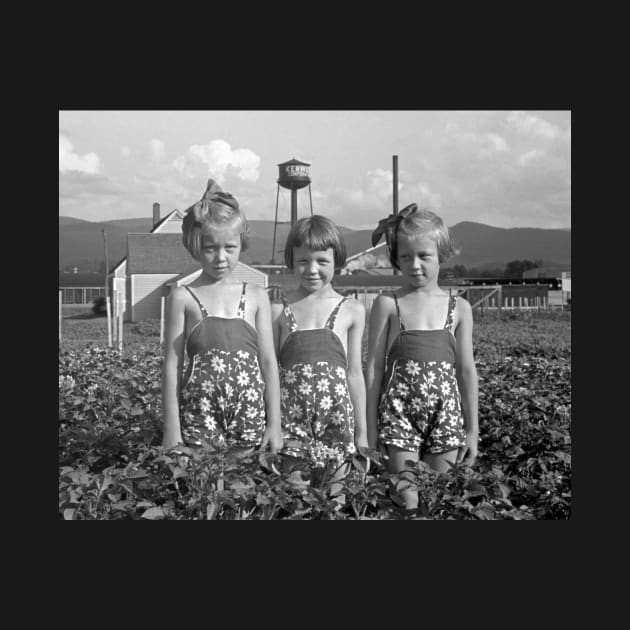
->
340, 297, 365, 328
456, 296, 473, 316
169, 286, 190, 306
343, 296, 366, 317
373, 292, 396, 313
454, 296, 473, 328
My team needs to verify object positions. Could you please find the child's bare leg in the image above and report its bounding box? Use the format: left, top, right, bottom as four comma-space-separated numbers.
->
422, 449, 458, 473
387, 446, 420, 510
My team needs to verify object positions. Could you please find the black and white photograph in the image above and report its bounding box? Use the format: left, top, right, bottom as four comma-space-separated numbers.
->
59, 109, 571, 520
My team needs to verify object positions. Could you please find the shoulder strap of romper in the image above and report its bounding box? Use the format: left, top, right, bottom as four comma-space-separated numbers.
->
237, 282, 247, 319
444, 294, 457, 331
281, 294, 299, 333
184, 286, 209, 318
324, 297, 348, 330
392, 292, 405, 330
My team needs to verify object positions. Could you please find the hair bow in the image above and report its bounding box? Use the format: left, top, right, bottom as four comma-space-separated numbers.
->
370, 203, 418, 247
187, 178, 239, 224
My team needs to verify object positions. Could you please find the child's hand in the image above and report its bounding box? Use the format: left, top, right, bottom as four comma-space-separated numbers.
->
456, 431, 478, 467
260, 426, 283, 454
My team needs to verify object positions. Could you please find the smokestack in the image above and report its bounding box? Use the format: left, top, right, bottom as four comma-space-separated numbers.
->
153, 202, 160, 227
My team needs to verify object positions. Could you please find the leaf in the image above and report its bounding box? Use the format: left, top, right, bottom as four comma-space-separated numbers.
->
63, 508, 76, 520
141, 507, 165, 520
206, 502, 218, 520
498, 483, 512, 499
287, 471, 310, 488
229, 480, 254, 494
472, 504, 496, 520
255, 493, 271, 506
126, 470, 149, 479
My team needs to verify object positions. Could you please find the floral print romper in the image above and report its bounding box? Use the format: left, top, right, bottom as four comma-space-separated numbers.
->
378, 294, 467, 454
179, 283, 266, 449
279, 297, 356, 467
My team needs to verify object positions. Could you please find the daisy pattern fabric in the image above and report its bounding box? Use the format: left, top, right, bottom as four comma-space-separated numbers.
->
378, 358, 466, 452
279, 298, 356, 467
180, 348, 266, 448
179, 284, 267, 449
280, 360, 355, 467
378, 294, 467, 454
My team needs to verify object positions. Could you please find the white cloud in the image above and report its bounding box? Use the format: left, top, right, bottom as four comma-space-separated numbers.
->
149, 138, 166, 162
518, 149, 545, 166
59, 135, 102, 174
59, 171, 122, 200
173, 139, 261, 183
307, 170, 440, 229
507, 111, 566, 140
120, 146, 132, 158
366, 168, 395, 198
487, 133, 508, 151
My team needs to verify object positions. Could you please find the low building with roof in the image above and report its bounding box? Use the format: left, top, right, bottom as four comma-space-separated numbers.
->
59, 272, 106, 305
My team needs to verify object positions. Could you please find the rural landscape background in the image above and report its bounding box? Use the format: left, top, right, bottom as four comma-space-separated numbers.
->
59, 110, 570, 519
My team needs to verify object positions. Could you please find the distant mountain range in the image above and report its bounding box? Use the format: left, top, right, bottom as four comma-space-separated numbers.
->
59, 216, 571, 273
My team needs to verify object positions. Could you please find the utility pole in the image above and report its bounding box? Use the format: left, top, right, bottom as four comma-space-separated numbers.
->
102, 228, 109, 302
393, 155, 399, 275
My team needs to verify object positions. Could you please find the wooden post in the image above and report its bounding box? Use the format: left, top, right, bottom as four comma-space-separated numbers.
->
102, 229, 109, 304
498, 286, 502, 319
59, 290, 62, 343
111, 291, 116, 345
392, 155, 399, 276
160, 296, 165, 345
118, 291, 123, 353
106, 296, 112, 347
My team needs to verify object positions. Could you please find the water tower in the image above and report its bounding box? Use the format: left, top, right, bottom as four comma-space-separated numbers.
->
271, 158, 313, 264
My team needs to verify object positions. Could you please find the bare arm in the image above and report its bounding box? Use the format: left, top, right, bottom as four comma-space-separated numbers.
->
365, 295, 391, 449
454, 298, 479, 465
270, 301, 284, 359
345, 300, 367, 449
254, 287, 283, 453
161, 287, 187, 448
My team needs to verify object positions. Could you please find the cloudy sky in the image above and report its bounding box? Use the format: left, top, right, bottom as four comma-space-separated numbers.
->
59, 110, 571, 230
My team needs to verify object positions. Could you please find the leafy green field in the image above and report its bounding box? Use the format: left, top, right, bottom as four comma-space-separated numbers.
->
59, 310, 571, 519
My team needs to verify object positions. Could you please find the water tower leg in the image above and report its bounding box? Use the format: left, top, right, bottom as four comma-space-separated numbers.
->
272, 184, 280, 264
291, 188, 298, 226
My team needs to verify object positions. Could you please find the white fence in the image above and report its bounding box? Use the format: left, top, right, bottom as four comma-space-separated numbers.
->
343, 288, 569, 317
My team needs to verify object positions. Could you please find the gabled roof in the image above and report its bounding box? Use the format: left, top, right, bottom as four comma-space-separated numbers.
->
127, 233, 196, 274
111, 209, 185, 273
151, 209, 185, 233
